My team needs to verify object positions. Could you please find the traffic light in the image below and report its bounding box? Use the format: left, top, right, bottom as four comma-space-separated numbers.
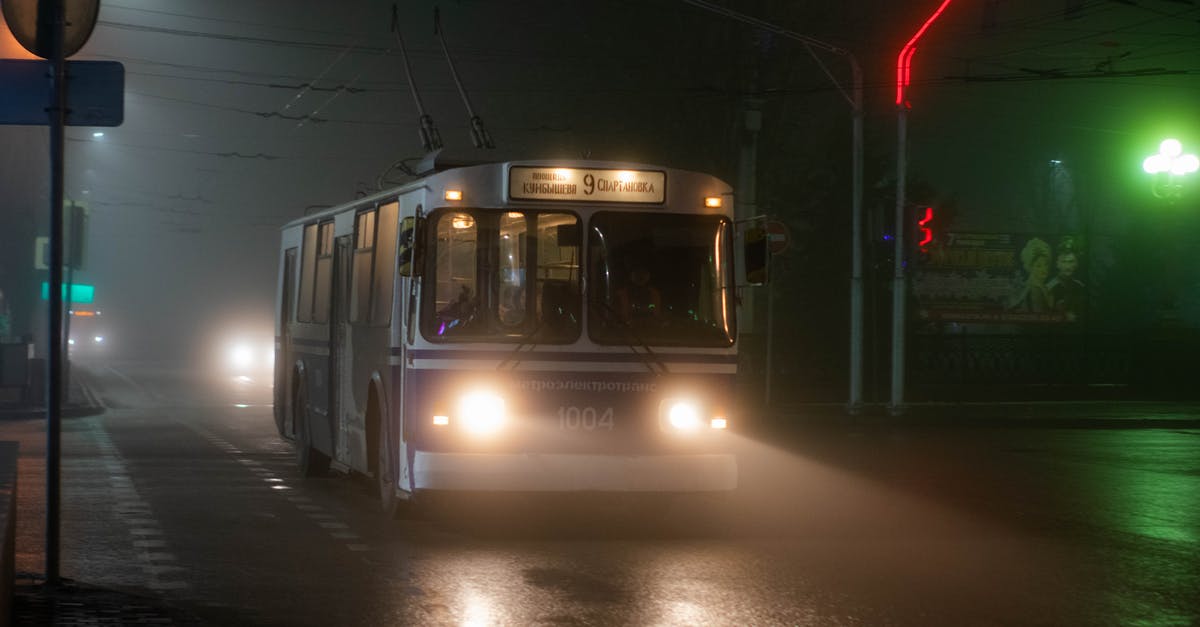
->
917, 206, 934, 251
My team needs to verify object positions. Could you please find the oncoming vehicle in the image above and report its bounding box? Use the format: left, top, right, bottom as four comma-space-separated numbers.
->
221, 334, 275, 385
67, 307, 108, 358
275, 160, 749, 515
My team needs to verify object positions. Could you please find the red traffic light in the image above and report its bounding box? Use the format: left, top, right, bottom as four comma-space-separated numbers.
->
917, 207, 934, 249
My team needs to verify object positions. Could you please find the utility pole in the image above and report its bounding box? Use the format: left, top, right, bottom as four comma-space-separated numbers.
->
681, 0, 865, 413
891, 0, 955, 415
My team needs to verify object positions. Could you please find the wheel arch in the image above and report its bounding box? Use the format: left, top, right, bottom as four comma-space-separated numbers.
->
364, 371, 387, 478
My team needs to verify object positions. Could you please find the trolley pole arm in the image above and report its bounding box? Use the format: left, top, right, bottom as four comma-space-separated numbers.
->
391, 4, 441, 153
434, 8, 494, 149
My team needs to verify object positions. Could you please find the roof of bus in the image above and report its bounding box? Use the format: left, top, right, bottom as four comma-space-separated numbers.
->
280, 157, 733, 230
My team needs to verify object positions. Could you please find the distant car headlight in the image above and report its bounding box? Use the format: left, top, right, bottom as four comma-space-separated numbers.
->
94, 335, 104, 344
458, 390, 506, 436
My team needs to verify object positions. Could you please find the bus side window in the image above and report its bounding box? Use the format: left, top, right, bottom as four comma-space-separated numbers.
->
313, 221, 334, 324
298, 223, 318, 323
351, 209, 376, 324
372, 202, 399, 326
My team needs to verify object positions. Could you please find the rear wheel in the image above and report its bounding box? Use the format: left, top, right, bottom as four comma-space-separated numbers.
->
294, 384, 330, 477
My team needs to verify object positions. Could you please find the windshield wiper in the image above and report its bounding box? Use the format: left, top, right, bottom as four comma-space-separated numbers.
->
496, 319, 543, 370
589, 297, 669, 376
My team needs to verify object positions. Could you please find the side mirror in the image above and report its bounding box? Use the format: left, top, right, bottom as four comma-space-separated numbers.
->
740, 224, 770, 286
397, 216, 425, 277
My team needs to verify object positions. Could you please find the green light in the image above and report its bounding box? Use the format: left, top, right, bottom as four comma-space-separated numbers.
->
1143, 139, 1198, 175
40, 282, 95, 304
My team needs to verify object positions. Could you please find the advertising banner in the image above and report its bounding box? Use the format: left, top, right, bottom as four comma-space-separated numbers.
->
912, 233, 1086, 324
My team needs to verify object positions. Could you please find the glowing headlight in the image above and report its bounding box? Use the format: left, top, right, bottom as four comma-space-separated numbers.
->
666, 400, 702, 431
458, 391, 506, 435
94, 336, 104, 344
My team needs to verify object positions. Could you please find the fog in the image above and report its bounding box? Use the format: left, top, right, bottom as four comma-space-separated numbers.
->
2, 0, 1198, 400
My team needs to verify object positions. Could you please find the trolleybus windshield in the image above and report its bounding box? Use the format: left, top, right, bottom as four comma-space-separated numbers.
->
588, 212, 735, 347
423, 208, 582, 343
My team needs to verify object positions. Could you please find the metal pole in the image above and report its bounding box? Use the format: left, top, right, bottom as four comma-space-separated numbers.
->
681, 0, 865, 413
45, 0, 67, 586
848, 59, 864, 414
764, 279, 774, 407
890, 106, 908, 415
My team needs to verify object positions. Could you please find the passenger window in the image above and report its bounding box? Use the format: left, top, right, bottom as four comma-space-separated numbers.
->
313, 221, 333, 323
351, 210, 376, 324
298, 223, 318, 323
372, 202, 399, 326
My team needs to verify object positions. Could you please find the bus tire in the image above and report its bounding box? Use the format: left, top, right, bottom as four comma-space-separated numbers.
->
294, 384, 330, 477
377, 418, 407, 519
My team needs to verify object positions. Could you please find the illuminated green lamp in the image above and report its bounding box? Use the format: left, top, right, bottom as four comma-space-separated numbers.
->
1143, 139, 1198, 199
1143, 139, 1199, 175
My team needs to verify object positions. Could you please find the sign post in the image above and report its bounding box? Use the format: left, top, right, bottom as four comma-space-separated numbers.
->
3, 0, 105, 588
761, 220, 788, 408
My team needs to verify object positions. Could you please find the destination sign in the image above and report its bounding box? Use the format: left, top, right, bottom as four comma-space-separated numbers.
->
509, 166, 666, 204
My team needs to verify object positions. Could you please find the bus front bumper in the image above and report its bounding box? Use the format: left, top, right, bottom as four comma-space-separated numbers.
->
412, 451, 737, 492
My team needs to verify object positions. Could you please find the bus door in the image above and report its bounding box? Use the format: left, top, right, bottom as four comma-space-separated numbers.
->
395, 212, 420, 494
330, 235, 354, 462
277, 247, 297, 438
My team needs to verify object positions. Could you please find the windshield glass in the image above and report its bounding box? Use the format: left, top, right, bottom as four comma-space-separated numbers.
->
588, 212, 735, 347
423, 209, 581, 343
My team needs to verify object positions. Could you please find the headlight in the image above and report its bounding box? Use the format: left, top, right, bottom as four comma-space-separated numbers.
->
661, 398, 728, 433
458, 390, 506, 436
666, 400, 702, 431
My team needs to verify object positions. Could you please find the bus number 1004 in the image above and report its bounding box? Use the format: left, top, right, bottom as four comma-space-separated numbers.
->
557, 406, 615, 430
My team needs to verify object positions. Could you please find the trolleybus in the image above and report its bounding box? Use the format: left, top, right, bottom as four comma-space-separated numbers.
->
274, 159, 744, 515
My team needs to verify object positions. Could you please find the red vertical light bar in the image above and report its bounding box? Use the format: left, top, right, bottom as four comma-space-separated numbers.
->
917, 207, 934, 248
896, 0, 954, 107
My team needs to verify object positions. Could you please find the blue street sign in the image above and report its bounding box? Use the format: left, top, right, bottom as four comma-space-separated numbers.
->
0, 59, 123, 126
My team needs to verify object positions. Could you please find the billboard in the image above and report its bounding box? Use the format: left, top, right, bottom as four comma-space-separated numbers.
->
912, 233, 1086, 324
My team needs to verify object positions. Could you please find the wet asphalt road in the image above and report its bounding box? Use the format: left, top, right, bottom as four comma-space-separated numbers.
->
2, 361, 1198, 626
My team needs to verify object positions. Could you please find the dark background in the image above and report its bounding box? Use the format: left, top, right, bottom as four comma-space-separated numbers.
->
2, 0, 1198, 402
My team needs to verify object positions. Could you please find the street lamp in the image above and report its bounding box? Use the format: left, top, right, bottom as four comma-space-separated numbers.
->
1143, 138, 1199, 199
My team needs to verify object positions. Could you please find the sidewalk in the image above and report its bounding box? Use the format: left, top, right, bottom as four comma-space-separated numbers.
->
0, 368, 103, 422
12, 578, 206, 626
767, 400, 1200, 429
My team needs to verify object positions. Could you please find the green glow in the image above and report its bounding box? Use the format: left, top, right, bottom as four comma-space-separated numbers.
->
40, 282, 95, 304
1143, 138, 1198, 175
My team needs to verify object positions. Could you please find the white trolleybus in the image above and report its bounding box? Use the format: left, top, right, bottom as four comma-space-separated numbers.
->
274, 160, 743, 514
